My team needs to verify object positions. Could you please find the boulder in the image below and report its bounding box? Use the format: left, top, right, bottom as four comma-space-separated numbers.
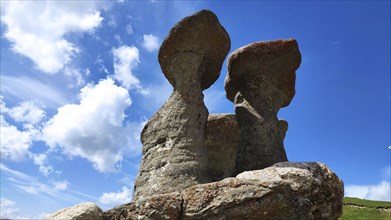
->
205, 113, 239, 181
104, 162, 344, 220
46, 202, 103, 220
182, 162, 343, 220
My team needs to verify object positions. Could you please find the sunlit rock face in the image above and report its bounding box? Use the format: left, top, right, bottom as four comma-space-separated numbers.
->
133, 10, 230, 200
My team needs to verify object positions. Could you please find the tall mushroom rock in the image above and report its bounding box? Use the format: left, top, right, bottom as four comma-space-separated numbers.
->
133, 10, 231, 200
225, 39, 301, 174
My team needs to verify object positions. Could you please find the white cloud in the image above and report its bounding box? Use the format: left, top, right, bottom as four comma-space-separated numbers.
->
142, 34, 159, 52
31, 153, 54, 177
0, 116, 33, 161
0, 197, 26, 219
42, 78, 135, 172
98, 186, 132, 205
112, 45, 149, 95
5, 101, 45, 125
52, 180, 70, 191
1, 1, 104, 73
345, 181, 391, 201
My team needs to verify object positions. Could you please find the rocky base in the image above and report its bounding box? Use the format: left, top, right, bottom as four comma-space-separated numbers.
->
46, 202, 103, 220
102, 162, 343, 220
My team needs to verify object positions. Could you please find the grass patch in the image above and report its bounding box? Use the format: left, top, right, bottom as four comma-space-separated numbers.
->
344, 197, 391, 209
340, 197, 391, 220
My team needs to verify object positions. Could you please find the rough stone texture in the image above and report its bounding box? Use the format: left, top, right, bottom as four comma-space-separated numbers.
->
46, 202, 103, 220
224, 39, 301, 174
205, 113, 239, 181
104, 162, 343, 220
182, 162, 343, 220
159, 10, 231, 90
102, 193, 182, 220
133, 10, 230, 200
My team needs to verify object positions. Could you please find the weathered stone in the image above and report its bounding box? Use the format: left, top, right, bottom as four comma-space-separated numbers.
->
224, 39, 301, 174
133, 10, 230, 200
46, 202, 103, 220
159, 10, 231, 90
182, 162, 343, 220
102, 192, 182, 220
205, 113, 239, 181
104, 162, 343, 220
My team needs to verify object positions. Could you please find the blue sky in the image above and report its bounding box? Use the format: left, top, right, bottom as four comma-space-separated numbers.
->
0, 0, 390, 218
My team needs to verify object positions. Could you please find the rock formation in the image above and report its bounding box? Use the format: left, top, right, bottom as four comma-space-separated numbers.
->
102, 162, 344, 220
133, 10, 230, 200
46, 202, 103, 220
47, 10, 344, 220
224, 39, 301, 174
205, 113, 239, 181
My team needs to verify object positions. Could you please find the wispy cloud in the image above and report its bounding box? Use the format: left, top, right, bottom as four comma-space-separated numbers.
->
31, 153, 54, 177
0, 163, 94, 202
345, 181, 391, 201
0, 75, 68, 109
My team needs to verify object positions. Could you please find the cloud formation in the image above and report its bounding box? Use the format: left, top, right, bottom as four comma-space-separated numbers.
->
98, 186, 132, 205
42, 78, 133, 172
142, 34, 160, 52
0, 116, 34, 161
0, 198, 24, 219
345, 181, 391, 201
0, 1, 104, 73
112, 45, 149, 95
4, 101, 45, 125
0, 75, 68, 109
31, 153, 54, 177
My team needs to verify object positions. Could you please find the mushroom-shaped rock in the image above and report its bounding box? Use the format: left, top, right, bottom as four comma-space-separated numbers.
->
159, 9, 231, 90
133, 10, 231, 200
224, 39, 301, 174
205, 114, 239, 181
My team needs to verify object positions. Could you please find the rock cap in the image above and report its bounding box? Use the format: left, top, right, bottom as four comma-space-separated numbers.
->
159, 10, 231, 90
225, 39, 301, 106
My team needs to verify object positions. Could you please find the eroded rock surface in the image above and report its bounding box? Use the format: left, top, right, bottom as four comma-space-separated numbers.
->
103, 162, 343, 220
102, 193, 182, 220
205, 113, 239, 181
46, 202, 103, 220
225, 39, 301, 174
133, 10, 230, 200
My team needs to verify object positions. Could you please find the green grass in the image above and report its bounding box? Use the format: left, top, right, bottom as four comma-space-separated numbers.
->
340, 197, 391, 220
344, 197, 391, 209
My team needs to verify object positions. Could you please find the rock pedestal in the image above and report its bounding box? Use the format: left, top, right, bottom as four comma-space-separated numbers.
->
224, 39, 301, 174
133, 10, 230, 200
205, 113, 239, 181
